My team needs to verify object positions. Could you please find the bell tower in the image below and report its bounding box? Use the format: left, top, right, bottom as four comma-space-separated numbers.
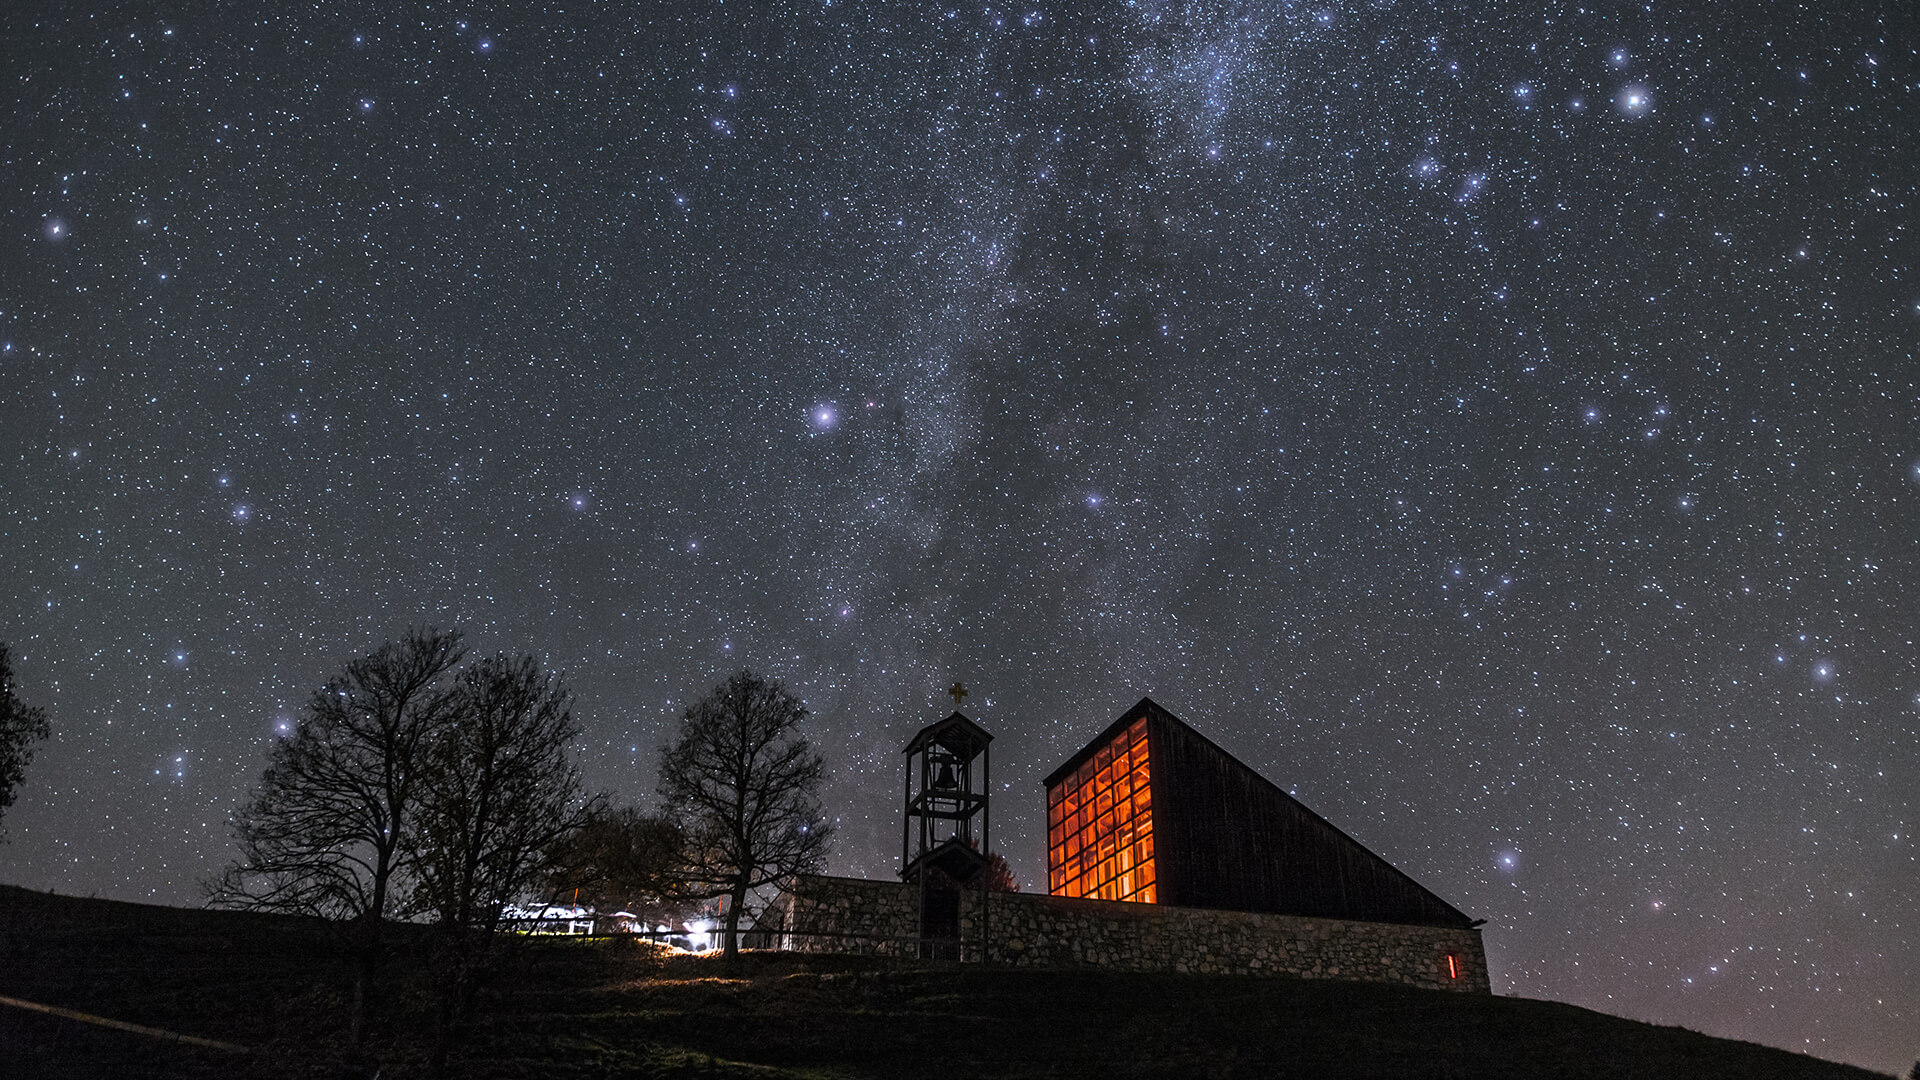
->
901, 683, 993, 957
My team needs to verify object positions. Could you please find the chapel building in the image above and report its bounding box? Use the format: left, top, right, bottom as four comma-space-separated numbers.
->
1046, 697, 1476, 930
771, 695, 1490, 992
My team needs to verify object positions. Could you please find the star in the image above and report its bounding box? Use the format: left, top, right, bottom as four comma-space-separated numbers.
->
1, 5, 1910, 1070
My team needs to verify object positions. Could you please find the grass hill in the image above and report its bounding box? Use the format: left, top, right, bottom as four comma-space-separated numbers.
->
0, 884, 1893, 1079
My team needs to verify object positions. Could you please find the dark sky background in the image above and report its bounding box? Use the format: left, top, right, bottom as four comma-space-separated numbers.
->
3, 0, 1915, 1072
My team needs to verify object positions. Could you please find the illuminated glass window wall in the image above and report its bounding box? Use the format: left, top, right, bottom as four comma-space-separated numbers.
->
1046, 717, 1156, 903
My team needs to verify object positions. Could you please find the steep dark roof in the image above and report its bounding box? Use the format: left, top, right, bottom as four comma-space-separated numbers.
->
1046, 697, 1476, 929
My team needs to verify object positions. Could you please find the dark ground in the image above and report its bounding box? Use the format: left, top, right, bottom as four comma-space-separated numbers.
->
0, 885, 1895, 1079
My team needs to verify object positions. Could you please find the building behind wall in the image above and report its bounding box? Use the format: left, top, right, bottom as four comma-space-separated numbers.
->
765, 696, 1489, 992
772, 874, 1491, 992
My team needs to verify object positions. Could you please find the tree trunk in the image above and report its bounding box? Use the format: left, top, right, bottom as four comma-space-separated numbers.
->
429, 929, 493, 1078
355, 861, 391, 1047
428, 960, 460, 1079
350, 942, 377, 1047
723, 882, 748, 958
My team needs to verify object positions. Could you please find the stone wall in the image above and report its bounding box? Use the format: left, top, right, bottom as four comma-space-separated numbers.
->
766, 874, 920, 956
771, 874, 1489, 994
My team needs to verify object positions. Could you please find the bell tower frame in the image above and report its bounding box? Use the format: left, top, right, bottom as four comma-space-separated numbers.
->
901, 685, 992, 958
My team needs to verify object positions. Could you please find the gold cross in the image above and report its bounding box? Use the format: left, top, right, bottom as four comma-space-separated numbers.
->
947, 682, 968, 706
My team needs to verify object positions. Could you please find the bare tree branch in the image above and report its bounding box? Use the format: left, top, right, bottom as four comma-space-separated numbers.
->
658, 669, 833, 956
206, 627, 465, 1046
404, 652, 597, 1074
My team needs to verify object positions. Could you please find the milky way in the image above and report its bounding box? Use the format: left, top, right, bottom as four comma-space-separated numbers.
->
2, 2, 1914, 1071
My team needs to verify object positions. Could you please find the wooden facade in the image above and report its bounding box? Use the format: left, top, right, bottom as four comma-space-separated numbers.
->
1044, 698, 1476, 930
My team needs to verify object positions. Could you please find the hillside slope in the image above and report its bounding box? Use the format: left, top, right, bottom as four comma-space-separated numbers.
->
0, 885, 1893, 1079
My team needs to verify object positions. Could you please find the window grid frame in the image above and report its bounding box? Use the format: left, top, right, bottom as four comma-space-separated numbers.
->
1046, 719, 1156, 903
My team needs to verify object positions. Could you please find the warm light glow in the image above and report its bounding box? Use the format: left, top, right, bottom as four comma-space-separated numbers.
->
1448, 954, 1458, 979
1047, 718, 1156, 903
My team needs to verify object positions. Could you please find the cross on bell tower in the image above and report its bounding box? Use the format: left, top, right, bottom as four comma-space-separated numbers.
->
901, 687, 992, 959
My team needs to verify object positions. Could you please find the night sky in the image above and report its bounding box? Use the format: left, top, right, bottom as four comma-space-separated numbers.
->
3, 1, 1915, 1072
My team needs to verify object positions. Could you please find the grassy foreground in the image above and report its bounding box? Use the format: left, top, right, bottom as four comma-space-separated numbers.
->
0, 884, 1892, 1079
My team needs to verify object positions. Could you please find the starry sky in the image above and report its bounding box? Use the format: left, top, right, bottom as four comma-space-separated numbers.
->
3, 0, 1916, 1072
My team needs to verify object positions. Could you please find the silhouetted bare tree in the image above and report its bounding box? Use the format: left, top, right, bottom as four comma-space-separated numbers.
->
543, 804, 691, 922
209, 628, 465, 1046
0, 643, 51, 839
407, 652, 597, 1074
981, 850, 1020, 893
658, 670, 832, 957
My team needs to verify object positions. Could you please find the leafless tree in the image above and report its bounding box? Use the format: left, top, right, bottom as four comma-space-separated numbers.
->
406, 652, 597, 1073
208, 628, 465, 1046
0, 643, 52, 840
543, 804, 693, 924
981, 850, 1020, 893
658, 670, 833, 957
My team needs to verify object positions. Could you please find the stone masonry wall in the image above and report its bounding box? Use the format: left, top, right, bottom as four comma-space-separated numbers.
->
773, 875, 1489, 993
768, 874, 919, 956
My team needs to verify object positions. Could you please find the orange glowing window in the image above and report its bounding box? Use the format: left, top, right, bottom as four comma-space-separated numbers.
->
1046, 718, 1156, 903
1447, 955, 1458, 980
